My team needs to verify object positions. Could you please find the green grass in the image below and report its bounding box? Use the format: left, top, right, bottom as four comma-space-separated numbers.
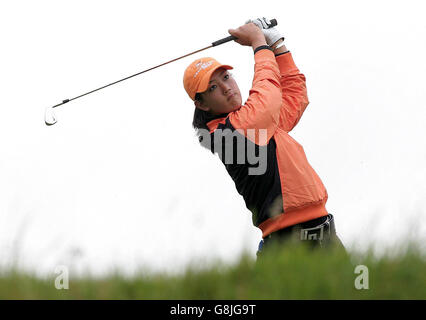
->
1, 242, 425, 299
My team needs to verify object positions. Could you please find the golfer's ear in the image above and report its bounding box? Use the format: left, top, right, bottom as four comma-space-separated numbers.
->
194, 99, 210, 112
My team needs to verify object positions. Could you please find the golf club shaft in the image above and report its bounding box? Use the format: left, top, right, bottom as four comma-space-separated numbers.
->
50, 18, 277, 109
52, 44, 213, 109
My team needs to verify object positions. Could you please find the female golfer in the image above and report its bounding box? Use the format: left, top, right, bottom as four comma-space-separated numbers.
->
183, 18, 345, 256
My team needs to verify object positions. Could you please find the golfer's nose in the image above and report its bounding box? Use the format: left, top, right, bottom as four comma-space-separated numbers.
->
220, 81, 231, 93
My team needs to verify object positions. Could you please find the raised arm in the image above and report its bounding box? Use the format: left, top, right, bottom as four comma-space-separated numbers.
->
247, 18, 310, 133
227, 23, 282, 145
272, 40, 309, 132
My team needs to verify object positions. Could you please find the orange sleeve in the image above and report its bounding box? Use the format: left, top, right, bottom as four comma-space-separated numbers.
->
228, 49, 282, 145
275, 52, 309, 132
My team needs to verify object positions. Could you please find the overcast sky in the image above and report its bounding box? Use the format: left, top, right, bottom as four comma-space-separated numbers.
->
1, 0, 425, 277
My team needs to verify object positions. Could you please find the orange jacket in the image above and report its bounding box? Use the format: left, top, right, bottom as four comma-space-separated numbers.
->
206, 48, 328, 238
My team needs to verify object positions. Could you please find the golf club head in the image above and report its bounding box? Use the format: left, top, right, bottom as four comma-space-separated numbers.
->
45, 106, 57, 126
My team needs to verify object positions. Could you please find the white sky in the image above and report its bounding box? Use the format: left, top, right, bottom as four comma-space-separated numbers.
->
1, 0, 425, 277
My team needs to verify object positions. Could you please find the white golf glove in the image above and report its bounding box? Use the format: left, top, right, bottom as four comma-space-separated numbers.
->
245, 17, 284, 47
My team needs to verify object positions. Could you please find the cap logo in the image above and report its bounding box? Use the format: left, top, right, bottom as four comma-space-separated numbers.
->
193, 60, 213, 78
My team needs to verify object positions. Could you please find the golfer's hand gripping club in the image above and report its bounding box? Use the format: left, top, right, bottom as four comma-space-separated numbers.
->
212, 18, 277, 47
245, 17, 284, 47
45, 18, 278, 126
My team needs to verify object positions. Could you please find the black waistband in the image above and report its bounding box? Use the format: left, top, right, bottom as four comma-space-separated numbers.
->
264, 214, 332, 240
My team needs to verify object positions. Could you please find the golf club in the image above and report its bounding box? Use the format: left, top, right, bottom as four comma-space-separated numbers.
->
44, 19, 278, 126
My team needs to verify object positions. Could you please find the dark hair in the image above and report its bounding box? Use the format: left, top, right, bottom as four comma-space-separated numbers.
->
192, 93, 228, 149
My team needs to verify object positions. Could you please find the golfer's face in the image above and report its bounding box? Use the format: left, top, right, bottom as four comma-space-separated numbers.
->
201, 68, 242, 115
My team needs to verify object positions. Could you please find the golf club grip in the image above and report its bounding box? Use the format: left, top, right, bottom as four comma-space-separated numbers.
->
212, 35, 237, 47
212, 18, 278, 47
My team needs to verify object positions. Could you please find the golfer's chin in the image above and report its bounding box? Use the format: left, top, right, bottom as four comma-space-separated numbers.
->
231, 104, 242, 112
216, 98, 242, 114
229, 97, 242, 112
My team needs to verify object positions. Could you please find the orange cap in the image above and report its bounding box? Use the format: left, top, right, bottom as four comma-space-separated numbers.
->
183, 57, 233, 101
